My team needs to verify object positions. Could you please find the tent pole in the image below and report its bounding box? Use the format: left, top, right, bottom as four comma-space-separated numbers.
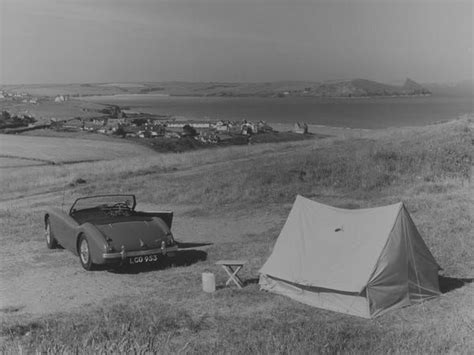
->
365, 287, 371, 318
405, 209, 426, 313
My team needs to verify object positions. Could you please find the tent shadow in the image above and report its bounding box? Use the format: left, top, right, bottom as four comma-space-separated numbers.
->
109, 249, 208, 274
438, 275, 473, 294
214, 278, 259, 290
243, 278, 259, 286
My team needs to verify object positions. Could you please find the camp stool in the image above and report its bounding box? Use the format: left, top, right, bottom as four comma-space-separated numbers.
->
216, 260, 247, 289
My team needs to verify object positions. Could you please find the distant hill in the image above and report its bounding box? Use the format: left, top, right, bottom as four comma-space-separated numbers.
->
301, 78, 431, 98
142, 78, 432, 98
3, 78, 433, 98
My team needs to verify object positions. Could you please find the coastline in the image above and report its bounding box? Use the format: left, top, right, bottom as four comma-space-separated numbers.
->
2, 92, 471, 138
79, 92, 432, 100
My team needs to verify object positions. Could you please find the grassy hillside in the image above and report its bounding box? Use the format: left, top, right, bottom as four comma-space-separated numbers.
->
0, 116, 472, 353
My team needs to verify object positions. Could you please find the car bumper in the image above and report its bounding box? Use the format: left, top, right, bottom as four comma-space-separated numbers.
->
102, 244, 178, 260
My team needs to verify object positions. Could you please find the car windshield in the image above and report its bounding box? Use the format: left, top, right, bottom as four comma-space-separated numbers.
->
70, 195, 136, 214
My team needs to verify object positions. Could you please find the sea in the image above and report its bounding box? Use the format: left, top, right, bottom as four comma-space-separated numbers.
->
83, 95, 473, 129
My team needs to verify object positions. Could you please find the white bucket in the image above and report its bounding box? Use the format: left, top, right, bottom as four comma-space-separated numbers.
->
202, 272, 216, 293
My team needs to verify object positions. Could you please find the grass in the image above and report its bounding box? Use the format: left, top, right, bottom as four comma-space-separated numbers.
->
0, 116, 472, 353
1, 273, 472, 353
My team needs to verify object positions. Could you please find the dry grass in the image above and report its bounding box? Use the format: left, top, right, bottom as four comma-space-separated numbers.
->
2, 293, 471, 354
0, 116, 472, 353
0, 157, 45, 168
0, 138, 316, 201
117, 117, 472, 209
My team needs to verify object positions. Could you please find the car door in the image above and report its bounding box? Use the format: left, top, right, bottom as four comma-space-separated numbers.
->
50, 211, 80, 252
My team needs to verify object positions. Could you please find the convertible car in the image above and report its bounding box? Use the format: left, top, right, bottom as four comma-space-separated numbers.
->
44, 194, 178, 270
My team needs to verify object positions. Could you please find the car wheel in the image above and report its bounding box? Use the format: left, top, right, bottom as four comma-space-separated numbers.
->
45, 218, 58, 249
78, 235, 95, 271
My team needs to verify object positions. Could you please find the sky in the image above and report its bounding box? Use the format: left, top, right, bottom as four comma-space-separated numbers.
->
0, 0, 472, 85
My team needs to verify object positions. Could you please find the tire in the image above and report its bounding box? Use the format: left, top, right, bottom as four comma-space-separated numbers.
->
78, 235, 95, 271
45, 218, 58, 249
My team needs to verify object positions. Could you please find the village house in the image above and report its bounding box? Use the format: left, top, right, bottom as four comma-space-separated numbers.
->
214, 120, 242, 133
92, 118, 106, 125
190, 122, 212, 129
61, 117, 84, 130
294, 122, 309, 134
166, 122, 186, 128
105, 118, 124, 131
164, 131, 181, 139
167, 121, 211, 129
241, 121, 258, 135
257, 120, 273, 133
54, 95, 69, 103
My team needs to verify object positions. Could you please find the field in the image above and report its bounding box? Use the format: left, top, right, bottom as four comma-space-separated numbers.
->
0, 116, 472, 353
0, 133, 154, 165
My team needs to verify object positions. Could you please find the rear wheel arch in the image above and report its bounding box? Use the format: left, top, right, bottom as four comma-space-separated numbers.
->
76, 223, 107, 253
76, 232, 84, 255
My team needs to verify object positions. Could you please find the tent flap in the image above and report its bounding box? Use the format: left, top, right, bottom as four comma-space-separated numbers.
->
259, 195, 403, 292
260, 274, 370, 318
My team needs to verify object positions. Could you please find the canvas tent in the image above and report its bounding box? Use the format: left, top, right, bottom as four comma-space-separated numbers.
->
259, 195, 441, 318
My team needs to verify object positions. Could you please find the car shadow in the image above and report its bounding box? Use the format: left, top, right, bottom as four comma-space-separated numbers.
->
176, 241, 213, 249
439, 275, 473, 294
108, 249, 208, 274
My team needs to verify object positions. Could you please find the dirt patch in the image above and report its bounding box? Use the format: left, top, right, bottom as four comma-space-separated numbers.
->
0, 200, 282, 316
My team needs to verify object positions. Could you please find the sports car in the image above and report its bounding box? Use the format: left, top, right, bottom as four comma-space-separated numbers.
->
44, 194, 178, 270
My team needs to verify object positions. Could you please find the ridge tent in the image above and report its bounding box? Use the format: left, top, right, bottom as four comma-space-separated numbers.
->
259, 195, 441, 318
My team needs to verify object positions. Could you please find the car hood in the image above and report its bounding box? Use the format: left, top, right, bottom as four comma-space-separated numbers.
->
95, 217, 171, 252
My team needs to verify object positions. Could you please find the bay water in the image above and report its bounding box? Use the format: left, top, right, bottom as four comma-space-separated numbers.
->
84, 95, 472, 129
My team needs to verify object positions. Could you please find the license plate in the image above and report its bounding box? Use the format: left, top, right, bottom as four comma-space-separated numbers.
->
129, 254, 158, 264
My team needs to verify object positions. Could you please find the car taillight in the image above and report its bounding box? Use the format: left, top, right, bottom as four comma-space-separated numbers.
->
166, 232, 175, 246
